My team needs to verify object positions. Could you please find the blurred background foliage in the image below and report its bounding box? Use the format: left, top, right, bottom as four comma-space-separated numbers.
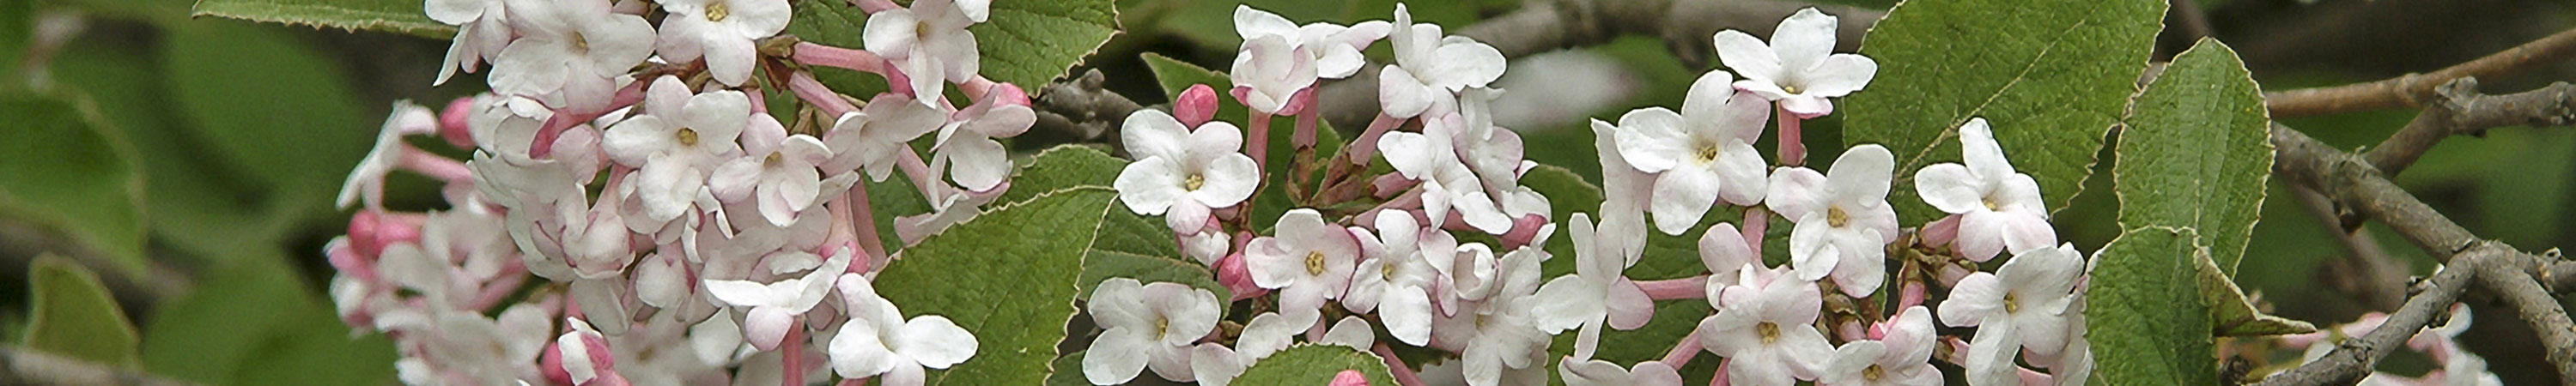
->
0, 0, 2572, 383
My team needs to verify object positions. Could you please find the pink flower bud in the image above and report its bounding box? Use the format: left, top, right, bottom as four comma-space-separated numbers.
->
348, 211, 423, 259
1218, 253, 1268, 301
1176, 84, 1220, 128
1922, 214, 1961, 250
1497, 214, 1551, 250
1329, 370, 1370, 386
439, 97, 477, 148
540, 341, 574, 385
985, 82, 1031, 107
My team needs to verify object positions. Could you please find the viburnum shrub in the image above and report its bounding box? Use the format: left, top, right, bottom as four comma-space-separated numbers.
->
244, 0, 2571, 384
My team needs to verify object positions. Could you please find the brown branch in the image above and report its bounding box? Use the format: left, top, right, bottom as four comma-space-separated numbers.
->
0, 347, 196, 386
1031, 69, 1146, 148
2269, 124, 2576, 383
2264, 27, 2576, 118
2363, 78, 2576, 176
2254, 255, 2476, 386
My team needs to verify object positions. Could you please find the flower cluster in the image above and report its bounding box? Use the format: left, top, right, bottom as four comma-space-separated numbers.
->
2277, 299, 2502, 385
1097, 6, 2099, 386
328, 0, 1042, 384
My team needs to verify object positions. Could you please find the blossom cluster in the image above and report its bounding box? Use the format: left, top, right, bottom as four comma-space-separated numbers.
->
326, 0, 1039, 384
1097, 6, 2100, 386
2279, 305, 2502, 386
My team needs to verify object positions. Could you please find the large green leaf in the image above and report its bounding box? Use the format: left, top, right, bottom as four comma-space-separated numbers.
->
0, 93, 148, 272
143, 251, 398, 385
191, 0, 449, 39
2115, 39, 2273, 275
873, 187, 1122, 385
1139, 53, 1342, 226
162, 21, 375, 220
22, 255, 143, 368
1841, 0, 2165, 225
2193, 243, 2313, 336
1233, 345, 1399, 386
973, 0, 1120, 92
1002, 145, 1229, 300
2088, 226, 2220, 386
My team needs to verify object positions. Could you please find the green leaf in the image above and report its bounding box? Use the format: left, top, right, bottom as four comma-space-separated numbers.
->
2089, 226, 2220, 386
1139, 53, 1342, 226
162, 21, 375, 219
2, 0, 28, 88
1233, 345, 1399, 386
45, 30, 286, 262
191, 0, 449, 39
22, 255, 143, 368
1001, 145, 1229, 300
1043, 351, 1091, 386
873, 187, 1121, 385
143, 252, 398, 385
0, 93, 148, 272
973, 0, 1121, 93
2194, 243, 2314, 336
2115, 39, 2274, 275
1841, 0, 2165, 225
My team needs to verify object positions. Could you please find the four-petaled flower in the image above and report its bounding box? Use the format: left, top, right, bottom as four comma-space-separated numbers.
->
1938, 243, 2084, 386
604, 75, 750, 222
863, 0, 984, 102
655, 0, 790, 86
702, 247, 854, 351
1376, 3, 1505, 118
1698, 264, 1833, 386
1245, 208, 1363, 319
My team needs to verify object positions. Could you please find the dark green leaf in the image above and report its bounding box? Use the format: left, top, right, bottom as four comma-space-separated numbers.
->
0, 93, 148, 272
2116, 39, 2273, 275
1233, 345, 1399, 386
2089, 226, 2220, 386
162, 21, 374, 220
874, 187, 1121, 385
22, 255, 143, 368
191, 0, 449, 39
143, 253, 398, 385
2194, 243, 2313, 336
1842, 0, 2165, 225
973, 0, 1121, 92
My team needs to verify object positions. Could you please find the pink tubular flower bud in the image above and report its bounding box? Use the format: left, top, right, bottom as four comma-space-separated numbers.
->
1330, 370, 1370, 386
1496, 214, 1551, 250
1175, 84, 1220, 128
439, 97, 477, 148
541, 341, 573, 386
347, 210, 424, 259
1218, 252, 1268, 301
1923, 214, 1962, 252
984, 81, 1031, 107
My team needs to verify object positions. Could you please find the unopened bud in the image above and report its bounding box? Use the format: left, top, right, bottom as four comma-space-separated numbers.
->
1176, 84, 1220, 128
440, 97, 477, 148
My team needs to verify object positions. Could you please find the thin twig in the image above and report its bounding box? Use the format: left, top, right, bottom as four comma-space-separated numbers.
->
2269, 124, 2576, 383
2264, 27, 2576, 118
0, 347, 197, 386
2253, 256, 2476, 386
2363, 78, 2576, 176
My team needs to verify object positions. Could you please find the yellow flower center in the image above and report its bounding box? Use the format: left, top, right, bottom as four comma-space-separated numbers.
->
1783, 84, 1803, 94
1696, 142, 1722, 164
705, 2, 730, 21
1382, 260, 1399, 281
1827, 206, 1850, 227
1864, 364, 1885, 381
2003, 292, 2021, 314
676, 128, 701, 147
571, 32, 592, 52
1983, 195, 2002, 211
1305, 251, 1328, 275
1185, 173, 1206, 191
1155, 317, 1170, 337
1757, 322, 1782, 344
764, 152, 782, 166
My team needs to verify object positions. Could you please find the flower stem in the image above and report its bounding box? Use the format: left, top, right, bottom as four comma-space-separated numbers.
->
1662, 329, 1703, 368
782, 326, 805, 386
1637, 275, 1710, 300
1741, 207, 1769, 257
398, 146, 474, 184
789, 71, 860, 118
1349, 113, 1401, 163
1372, 342, 1429, 386
792, 42, 887, 75
1777, 105, 1805, 166
1248, 112, 1273, 172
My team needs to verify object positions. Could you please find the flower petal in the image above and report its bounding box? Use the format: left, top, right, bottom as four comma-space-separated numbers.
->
896, 316, 978, 368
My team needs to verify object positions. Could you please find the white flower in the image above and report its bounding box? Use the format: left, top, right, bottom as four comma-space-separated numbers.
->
1915, 118, 2055, 262
822, 94, 947, 181
1937, 243, 2084, 386
1698, 264, 1832, 386
864, 0, 983, 101
1230, 23, 1317, 115
1382, 113, 1512, 233
1590, 119, 1653, 261
603, 76, 750, 222
1766, 144, 1898, 297
1532, 214, 1655, 360
1114, 110, 1261, 233
1700, 223, 1755, 289
424, 0, 510, 86
408, 305, 551, 383
1190, 344, 1249, 386
1613, 71, 1771, 234
1560, 359, 1681, 386
340, 101, 440, 211
1235, 311, 1314, 361
1181, 231, 1232, 267
656, 0, 790, 86
709, 114, 832, 226
829, 273, 978, 386
490, 0, 653, 110
1233, 5, 1390, 80
1376, 3, 1505, 118
1714, 8, 1878, 118
1435, 243, 1552, 386
702, 247, 854, 351
1246, 208, 1362, 318
1346, 214, 1439, 346
1084, 279, 1223, 384
556, 317, 617, 384
1320, 316, 1378, 350
1816, 306, 1942, 386
933, 87, 1036, 191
